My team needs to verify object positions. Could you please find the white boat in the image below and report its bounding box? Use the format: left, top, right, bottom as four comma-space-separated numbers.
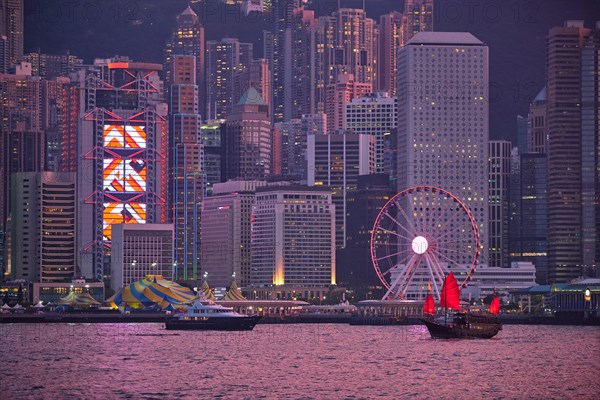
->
165, 301, 261, 331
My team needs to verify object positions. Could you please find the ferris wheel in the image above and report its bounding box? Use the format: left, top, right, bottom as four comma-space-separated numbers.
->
370, 186, 481, 300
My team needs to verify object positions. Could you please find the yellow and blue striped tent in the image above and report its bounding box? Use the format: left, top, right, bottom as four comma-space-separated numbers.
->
57, 292, 101, 307
201, 280, 215, 302
223, 280, 246, 301
108, 275, 198, 309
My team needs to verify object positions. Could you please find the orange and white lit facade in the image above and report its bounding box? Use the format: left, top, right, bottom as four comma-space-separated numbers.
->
77, 58, 168, 282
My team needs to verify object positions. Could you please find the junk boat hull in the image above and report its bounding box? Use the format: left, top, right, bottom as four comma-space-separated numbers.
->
165, 315, 261, 331
420, 313, 502, 339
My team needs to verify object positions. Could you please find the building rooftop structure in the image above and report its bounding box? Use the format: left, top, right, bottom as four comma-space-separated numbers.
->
407, 32, 484, 46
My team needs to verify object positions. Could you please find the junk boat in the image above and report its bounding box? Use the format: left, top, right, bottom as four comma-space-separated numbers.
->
420, 272, 502, 339
165, 301, 261, 331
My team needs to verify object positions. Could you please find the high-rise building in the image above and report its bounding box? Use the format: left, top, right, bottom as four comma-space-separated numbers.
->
165, 6, 205, 118
206, 38, 253, 120
338, 174, 395, 295
251, 185, 335, 288
345, 92, 398, 173
307, 133, 376, 248
489, 140, 512, 268
11, 172, 76, 283
110, 224, 174, 292
509, 154, 548, 284
223, 87, 271, 180
581, 25, 600, 277
169, 55, 205, 281
274, 113, 326, 180
0, 70, 43, 277
402, 0, 434, 46
76, 58, 168, 282
546, 21, 592, 283
0, 0, 23, 71
201, 121, 226, 193
268, 0, 298, 122
201, 180, 266, 288
310, 8, 379, 117
379, 11, 403, 95
379, 1, 433, 95
234, 58, 272, 118
528, 87, 547, 154
397, 32, 489, 265
22, 50, 83, 79
325, 73, 372, 133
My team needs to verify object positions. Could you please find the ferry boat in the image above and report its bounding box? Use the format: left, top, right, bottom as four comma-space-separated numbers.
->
420, 272, 502, 339
165, 301, 261, 331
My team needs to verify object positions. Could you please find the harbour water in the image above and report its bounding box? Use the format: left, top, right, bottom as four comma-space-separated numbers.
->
2, 323, 599, 399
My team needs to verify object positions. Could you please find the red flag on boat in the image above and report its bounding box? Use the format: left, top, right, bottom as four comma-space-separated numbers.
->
423, 294, 435, 315
489, 296, 500, 315
439, 272, 461, 310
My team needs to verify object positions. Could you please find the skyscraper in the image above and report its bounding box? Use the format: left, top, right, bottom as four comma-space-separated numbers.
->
489, 140, 512, 268
268, 0, 298, 122
509, 154, 548, 284
307, 132, 376, 248
0, 0, 23, 72
169, 54, 205, 281
201, 180, 266, 288
223, 87, 271, 180
546, 21, 592, 282
581, 24, 599, 277
397, 32, 489, 265
527, 88, 547, 154
76, 58, 168, 282
11, 172, 76, 283
379, 1, 433, 95
345, 92, 398, 173
0, 70, 43, 277
206, 38, 253, 120
325, 73, 372, 133
165, 6, 205, 118
234, 58, 272, 118
251, 185, 335, 288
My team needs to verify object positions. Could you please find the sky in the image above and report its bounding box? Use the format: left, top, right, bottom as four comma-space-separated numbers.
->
23, 0, 600, 143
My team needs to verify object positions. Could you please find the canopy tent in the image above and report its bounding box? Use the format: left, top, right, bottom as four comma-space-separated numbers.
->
223, 281, 247, 301
32, 301, 46, 309
201, 280, 215, 302
108, 275, 197, 309
57, 292, 101, 308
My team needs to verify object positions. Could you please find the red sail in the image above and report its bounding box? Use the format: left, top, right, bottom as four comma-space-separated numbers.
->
439, 272, 461, 310
423, 294, 435, 315
489, 296, 500, 315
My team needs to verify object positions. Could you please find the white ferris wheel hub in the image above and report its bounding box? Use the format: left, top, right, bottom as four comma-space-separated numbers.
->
412, 236, 428, 254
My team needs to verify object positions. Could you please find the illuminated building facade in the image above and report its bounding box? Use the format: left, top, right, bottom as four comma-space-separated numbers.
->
251, 185, 335, 288
489, 140, 512, 268
206, 38, 253, 120
169, 55, 205, 281
0, 0, 23, 72
22, 50, 83, 79
11, 172, 76, 283
397, 32, 489, 265
164, 6, 205, 118
307, 133, 376, 248
77, 58, 168, 282
345, 92, 398, 173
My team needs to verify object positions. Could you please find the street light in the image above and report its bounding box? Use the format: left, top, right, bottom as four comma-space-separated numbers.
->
584, 288, 591, 302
